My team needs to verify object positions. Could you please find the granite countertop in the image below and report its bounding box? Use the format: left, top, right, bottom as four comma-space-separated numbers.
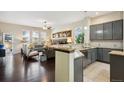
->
76, 47, 96, 51
52, 47, 75, 53
109, 51, 124, 56
49, 45, 96, 53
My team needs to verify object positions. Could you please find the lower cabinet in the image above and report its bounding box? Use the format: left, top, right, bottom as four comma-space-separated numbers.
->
74, 56, 83, 82
110, 54, 124, 82
97, 48, 111, 63
97, 48, 103, 61
102, 48, 111, 62
87, 48, 97, 64
91, 48, 97, 62
87, 49, 92, 64
81, 48, 111, 68
81, 50, 89, 68
81, 48, 97, 68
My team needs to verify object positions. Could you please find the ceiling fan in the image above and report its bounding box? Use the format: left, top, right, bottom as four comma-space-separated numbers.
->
42, 20, 52, 30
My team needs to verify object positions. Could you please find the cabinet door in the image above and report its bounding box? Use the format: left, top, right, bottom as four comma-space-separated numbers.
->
97, 48, 103, 61
87, 49, 92, 64
103, 22, 113, 40
96, 24, 103, 40
74, 57, 83, 82
113, 20, 123, 40
91, 48, 97, 62
90, 25, 97, 40
110, 55, 124, 81
81, 50, 91, 68
102, 48, 111, 62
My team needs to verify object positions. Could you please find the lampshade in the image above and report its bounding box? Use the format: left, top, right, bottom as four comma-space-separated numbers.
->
67, 37, 72, 43
28, 43, 34, 49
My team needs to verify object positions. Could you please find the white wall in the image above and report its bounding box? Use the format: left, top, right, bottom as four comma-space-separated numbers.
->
0, 22, 51, 54
52, 17, 90, 44
90, 11, 123, 25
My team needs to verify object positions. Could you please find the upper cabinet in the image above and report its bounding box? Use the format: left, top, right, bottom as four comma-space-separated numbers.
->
90, 19, 123, 40
90, 24, 103, 40
103, 22, 113, 40
96, 24, 103, 40
90, 25, 97, 40
112, 20, 123, 40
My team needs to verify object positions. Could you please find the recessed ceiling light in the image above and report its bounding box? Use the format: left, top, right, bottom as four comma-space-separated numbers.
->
84, 26, 88, 30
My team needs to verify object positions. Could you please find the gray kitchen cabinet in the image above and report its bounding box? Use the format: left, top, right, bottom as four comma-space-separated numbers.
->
112, 20, 123, 40
87, 48, 97, 64
110, 54, 124, 82
74, 56, 83, 82
80, 50, 88, 68
90, 25, 97, 40
102, 48, 111, 62
91, 48, 97, 62
96, 24, 103, 40
81, 49, 92, 68
97, 48, 111, 63
97, 48, 103, 61
83, 49, 92, 67
103, 22, 113, 40
90, 20, 123, 40
81, 48, 97, 68
87, 49, 92, 64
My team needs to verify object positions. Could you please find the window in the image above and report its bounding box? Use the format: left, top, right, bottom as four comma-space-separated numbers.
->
40, 32, 47, 41
22, 31, 30, 43
32, 31, 40, 44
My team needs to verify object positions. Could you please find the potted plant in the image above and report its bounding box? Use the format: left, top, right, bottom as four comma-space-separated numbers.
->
75, 32, 84, 44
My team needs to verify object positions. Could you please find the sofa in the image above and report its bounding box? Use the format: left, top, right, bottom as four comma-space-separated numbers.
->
22, 44, 55, 60
0, 49, 5, 57
22, 44, 39, 59
0, 44, 5, 57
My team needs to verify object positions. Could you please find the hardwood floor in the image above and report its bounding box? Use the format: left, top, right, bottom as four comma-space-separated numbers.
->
0, 53, 55, 82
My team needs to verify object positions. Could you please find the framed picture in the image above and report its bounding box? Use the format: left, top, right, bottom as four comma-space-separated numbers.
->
74, 27, 84, 44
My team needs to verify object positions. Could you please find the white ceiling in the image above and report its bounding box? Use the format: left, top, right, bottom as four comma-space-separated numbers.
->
0, 11, 112, 28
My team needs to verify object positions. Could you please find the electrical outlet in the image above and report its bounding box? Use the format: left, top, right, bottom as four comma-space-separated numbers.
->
98, 43, 101, 47
113, 44, 117, 48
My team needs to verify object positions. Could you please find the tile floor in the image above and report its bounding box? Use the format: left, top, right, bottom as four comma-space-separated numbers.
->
84, 61, 110, 82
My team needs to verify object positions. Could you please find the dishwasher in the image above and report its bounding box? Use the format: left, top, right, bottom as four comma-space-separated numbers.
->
81, 50, 91, 68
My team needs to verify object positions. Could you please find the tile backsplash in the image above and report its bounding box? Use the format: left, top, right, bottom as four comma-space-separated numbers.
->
91, 40, 123, 49
51, 44, 83, 49
51, 40, 123, 49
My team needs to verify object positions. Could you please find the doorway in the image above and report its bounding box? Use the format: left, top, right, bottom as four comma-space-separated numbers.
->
3, 33, 13, 54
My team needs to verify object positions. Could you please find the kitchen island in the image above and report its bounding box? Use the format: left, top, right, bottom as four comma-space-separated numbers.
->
109, 51, 124, 82
54, 47, 84, 82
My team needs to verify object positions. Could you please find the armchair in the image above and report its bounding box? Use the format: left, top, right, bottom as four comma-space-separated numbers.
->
22, 44, 39, 60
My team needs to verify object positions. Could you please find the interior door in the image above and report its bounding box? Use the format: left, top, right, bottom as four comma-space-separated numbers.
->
3, 33, 13, 54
